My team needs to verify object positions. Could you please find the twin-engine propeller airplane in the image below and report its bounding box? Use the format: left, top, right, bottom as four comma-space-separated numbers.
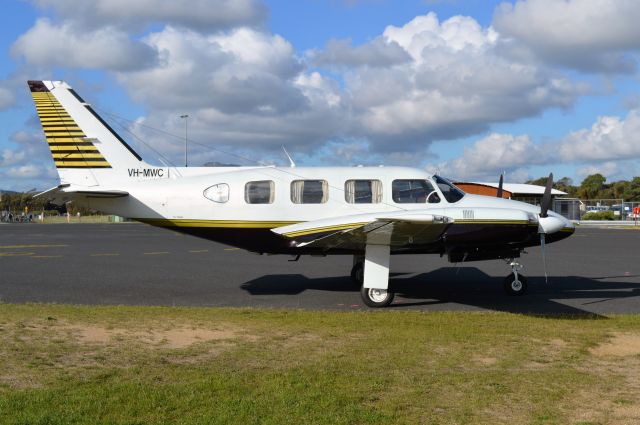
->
29, 80, 575, 307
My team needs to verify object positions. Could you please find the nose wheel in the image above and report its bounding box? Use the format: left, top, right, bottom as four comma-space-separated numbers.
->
504, 259, 527, 296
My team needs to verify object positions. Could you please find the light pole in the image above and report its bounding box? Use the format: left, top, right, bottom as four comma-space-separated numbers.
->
180, 114, 189, 167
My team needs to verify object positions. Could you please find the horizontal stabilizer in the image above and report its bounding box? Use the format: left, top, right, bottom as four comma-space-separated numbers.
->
35, 184, 128, 205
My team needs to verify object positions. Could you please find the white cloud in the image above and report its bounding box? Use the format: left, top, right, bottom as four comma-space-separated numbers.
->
31, 0, 266, 32
113, 26, 350, 160
432, 133, 549, 180
1, 150, 26, 167
12, 19, 157, 71
0, 131, 53, 179
345, 12, 583, 151
558, 110, 640, 162
105, 11, 587, 166
494, 0, 640, 73
576, 161, 621, 180
120, 27, 305, 112
311, 38, 411, 67
384, 13, 498, 59
5, 164, 45, 179
8, 8, 598, 174
432, 107, 640, 181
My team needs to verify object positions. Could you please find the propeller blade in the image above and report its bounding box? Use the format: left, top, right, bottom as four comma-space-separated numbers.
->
540, 233, 548, 283
540, 173, 554, 218
497, 174, 504, 198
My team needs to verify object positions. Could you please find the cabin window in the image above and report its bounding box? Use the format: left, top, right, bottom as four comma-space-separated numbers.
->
345, 180, 382, 204
392, 179, 439, 203
203, 183, 229, 203
434, 175, 465, 203
291, 180, 328, 204
245, 180, 274, 204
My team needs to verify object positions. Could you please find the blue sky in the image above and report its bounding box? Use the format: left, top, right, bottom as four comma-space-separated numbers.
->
2, 0, 640, 191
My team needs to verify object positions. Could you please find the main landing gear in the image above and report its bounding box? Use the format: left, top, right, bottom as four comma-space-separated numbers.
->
503, 259, 528, 296
351, 254, 395, 308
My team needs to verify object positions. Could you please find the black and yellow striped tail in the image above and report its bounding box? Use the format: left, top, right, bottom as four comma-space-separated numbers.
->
28, 80, 111, 169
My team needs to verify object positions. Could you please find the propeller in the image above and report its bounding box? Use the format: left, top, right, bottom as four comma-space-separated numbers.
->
538, 173, 554, 283
540, 173, 553, 218
496, 174, 504, 198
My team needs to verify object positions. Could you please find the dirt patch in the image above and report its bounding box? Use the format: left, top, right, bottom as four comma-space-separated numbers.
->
154, 328, 237, 349
612, 404, 640, 424
77, 326, 112, 344
472, 356, 498, 366
0, 374, 41, 390
71, 325, 244, 349
591, 333, 640, 357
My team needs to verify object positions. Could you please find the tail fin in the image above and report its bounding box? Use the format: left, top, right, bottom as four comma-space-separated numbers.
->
28, 80, 143, 185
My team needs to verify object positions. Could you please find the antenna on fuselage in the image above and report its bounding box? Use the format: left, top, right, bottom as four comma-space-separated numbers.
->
282, 146, 296, 168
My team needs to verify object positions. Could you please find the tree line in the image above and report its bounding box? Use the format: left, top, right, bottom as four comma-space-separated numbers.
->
0, 191, 89, 216
526, 174, 640, 200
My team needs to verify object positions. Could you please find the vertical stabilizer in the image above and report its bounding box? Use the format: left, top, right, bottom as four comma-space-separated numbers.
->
28, 80, 144, 186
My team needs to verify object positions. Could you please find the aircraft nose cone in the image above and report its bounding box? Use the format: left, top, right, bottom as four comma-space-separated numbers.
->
538, 215, 566, 234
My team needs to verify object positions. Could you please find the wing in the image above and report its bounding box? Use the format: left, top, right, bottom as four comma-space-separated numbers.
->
35, 184, 129, 205
272, 210, 454, 251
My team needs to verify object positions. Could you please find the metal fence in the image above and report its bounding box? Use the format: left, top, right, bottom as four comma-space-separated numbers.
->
553, 198, 640, 221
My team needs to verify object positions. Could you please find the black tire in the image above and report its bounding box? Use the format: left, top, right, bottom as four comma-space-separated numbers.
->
360, 285, 395, 308
350, 262, 364, 285
503, 274, 528, 296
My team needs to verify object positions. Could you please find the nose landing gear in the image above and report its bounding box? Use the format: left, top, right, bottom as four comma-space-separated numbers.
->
504, 259, 527, 296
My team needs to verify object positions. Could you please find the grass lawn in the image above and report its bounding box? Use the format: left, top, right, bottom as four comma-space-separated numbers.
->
1, 304, 639, 424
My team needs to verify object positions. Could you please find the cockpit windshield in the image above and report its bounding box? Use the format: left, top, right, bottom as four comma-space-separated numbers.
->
433, 175, 465, 203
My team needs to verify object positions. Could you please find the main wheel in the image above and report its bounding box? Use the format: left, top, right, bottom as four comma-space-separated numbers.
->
350, 261, 364, 285
360, 285, 395, 308
503, 273, 528, 296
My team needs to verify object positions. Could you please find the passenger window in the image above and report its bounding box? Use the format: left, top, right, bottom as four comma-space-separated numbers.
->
203, 183, 229, 203
245, 180, 274, 204
392, 179, 438, 203
291, 180, 328, 204
345, 180, 382, 204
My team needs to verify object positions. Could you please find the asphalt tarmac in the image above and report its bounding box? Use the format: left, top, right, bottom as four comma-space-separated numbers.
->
1, 223, 639, 314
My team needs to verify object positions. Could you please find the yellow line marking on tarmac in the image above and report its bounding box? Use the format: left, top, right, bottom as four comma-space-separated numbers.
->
189, 250, 209, 253
224, 248, 240, 251
0, 244, 67, 249
0, 252, 35, 257
144, 251, 169, 255
31, 255, 63, 258
90, 253, 120, 257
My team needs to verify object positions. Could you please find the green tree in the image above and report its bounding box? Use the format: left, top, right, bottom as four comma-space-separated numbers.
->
578, 174, 606, 199
622, 177, 640, 201
525, 177, 549, 186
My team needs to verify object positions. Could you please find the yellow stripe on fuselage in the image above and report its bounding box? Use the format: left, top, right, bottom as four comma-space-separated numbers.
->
137, 219, 301, 229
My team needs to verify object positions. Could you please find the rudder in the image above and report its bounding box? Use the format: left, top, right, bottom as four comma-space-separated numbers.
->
28, 80, 144, 185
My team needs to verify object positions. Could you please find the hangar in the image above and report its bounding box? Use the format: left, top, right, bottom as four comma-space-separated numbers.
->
455, 181, 567, 206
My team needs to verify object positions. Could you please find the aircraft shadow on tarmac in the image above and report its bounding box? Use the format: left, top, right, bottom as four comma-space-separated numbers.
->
240, 267, 640, 316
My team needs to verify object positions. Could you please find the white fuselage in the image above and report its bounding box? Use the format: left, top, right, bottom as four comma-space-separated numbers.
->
69, 165, 553, 225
